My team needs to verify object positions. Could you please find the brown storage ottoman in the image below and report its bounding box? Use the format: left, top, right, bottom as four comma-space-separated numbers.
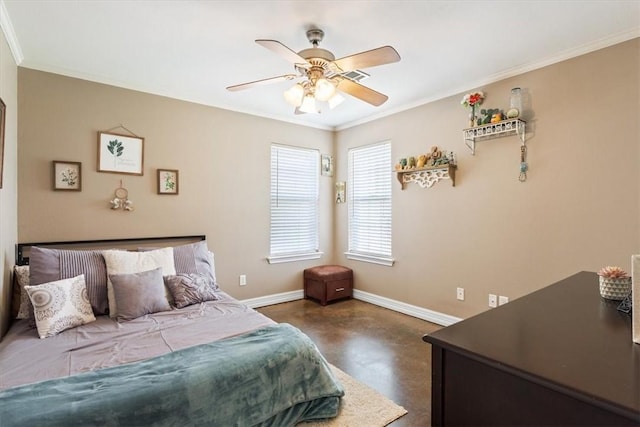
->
304, 265, 353, 306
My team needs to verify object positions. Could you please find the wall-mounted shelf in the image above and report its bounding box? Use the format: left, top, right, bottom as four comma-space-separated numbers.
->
463, 119, 526, 155
396, 164, 456, 190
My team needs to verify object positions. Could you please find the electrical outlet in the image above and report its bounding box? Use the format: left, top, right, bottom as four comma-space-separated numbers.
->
456, 287, 465, 301
488, 294, 498, 308
239, 274, 247, 286
499, 295, 509, 305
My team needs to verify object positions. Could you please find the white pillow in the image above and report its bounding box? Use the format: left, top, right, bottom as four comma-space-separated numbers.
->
25, 274, 96, 339
102, 248, 176, 318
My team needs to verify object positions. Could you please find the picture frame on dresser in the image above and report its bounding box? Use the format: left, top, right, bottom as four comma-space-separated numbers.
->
52, 161, 82, 191
97, 131, 144, 175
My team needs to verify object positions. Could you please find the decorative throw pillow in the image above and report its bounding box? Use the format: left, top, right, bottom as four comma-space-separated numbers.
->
13, 266, 31, 319
139, 241, 218, 290
25, 274, 96, 339
164, 273, 219, 308
173, 241, 219, 291
102, 247, 176, 318
29, 247, 109, 315
109, 267, 171, 321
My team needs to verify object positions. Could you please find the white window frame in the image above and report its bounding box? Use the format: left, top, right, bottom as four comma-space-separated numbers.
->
268, 144, 323, 264
345, 141, 394, 266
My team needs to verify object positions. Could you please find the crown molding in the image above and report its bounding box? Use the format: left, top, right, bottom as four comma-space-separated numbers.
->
0, 0, 23, 65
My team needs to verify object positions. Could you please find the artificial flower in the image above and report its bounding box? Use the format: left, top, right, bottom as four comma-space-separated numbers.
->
461, 91, 485, 108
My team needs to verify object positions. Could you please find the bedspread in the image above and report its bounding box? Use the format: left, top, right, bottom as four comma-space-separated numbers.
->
0, 323, 344, 427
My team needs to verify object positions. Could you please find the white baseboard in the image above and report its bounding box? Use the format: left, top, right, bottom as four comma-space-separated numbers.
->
241, 290, 304, 308
353, 289, 462, 327
241, 288, 462, 327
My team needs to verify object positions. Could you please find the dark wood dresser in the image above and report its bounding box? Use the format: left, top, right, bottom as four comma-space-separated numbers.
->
423, 271, 640, 426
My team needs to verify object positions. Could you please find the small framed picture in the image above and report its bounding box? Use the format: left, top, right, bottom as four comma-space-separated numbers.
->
53, 161, 82, 191
98, 131, 144, 175
321, 154, 334, 177
335, 181, 346, 204
157, 169, 179, 195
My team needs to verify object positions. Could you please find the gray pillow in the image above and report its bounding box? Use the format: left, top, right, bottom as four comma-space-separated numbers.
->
29, 247, 109, 315
109, 267, 171, 321
164, 273, 219, 308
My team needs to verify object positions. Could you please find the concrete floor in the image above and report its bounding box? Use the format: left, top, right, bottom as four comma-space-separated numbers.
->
257, 298, 442, 427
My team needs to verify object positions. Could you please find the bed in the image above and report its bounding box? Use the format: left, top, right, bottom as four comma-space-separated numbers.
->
0, 236, 343, 426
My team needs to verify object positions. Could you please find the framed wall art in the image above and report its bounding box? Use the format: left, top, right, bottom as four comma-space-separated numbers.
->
52, 161, 82, 191
335, 181, 346, 204
321, 154, 334, 177
0, 97, 6, 189
157, 169, 179, 195
97, 131, 144, 175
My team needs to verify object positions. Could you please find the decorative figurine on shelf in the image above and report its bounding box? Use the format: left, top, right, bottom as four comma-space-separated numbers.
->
398, 158, 408, 170
417, 154, 428, 168
490, 112, 503, 123
408, 156, 417, 169
479, 108, 502, 125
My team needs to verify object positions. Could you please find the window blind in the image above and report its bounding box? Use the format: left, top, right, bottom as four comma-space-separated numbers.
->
269, 144, 320, 262
347, 141, 393, 264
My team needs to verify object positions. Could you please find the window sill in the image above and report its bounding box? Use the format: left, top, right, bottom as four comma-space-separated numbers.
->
344, 252, 395, 267
267, 251, 324, 264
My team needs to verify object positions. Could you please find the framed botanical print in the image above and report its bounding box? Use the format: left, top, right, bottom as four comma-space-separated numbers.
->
157, 169, 179, 194
97, 131, 144, 175
321, 154, 334, 177
53, 161, 82, 191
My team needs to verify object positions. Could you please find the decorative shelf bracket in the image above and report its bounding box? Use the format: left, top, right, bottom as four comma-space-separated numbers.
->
396, 164, 456, 190
463, 119, 526, 155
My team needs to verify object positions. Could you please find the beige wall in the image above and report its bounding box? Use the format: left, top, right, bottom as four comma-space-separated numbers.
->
16, 39, 640, 321
17, 69, 334, 300
335, 38, 640, 318
0, 28, 19, 336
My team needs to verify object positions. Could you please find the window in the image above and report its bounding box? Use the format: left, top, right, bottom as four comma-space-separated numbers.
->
346, 141, 394, 266
268, 144, 322, 264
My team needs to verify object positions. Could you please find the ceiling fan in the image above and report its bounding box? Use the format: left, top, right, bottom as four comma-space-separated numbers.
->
226, 28, 401, 114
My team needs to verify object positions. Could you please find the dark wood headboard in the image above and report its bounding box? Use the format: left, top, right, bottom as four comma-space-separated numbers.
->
16, 235, 206, 265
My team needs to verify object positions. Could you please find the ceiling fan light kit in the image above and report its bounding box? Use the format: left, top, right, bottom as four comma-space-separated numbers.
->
227, 28, 400, 115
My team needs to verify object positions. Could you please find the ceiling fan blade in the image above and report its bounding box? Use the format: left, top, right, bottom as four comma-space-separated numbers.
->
256, 39, 309, 66
333, 46, 401, 73
226, 74, 298, 92
336, 78, 389, 106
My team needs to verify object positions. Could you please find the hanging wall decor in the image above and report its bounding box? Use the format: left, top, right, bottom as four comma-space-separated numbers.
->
157, 169, 179, 195
109, 181, 134, 211
321, 154, 334, 177
335, 181, 345, 204
52, 160, 81, 191
98, 126, 144, 175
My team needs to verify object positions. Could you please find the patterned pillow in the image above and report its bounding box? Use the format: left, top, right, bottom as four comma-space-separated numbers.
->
13, 266, 31, 319
164, 273, 219, 308
29, 247, 109, 315
25, 275, 96, 339
102, 247, 176, 318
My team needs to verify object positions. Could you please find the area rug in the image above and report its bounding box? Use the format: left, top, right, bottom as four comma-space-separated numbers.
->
300, 364, 408, 427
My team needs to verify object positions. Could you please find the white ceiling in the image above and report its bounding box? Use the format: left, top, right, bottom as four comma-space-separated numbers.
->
1, 1, 639, 130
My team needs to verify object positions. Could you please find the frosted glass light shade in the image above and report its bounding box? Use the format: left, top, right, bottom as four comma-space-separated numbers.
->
328, 93, 345, 109
284, 84, 304, 107
314, 78, 336, 101
299, 95, 317, 114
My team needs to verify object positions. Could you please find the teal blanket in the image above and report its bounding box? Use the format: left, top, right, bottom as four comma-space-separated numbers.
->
0, 323, 344, 426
